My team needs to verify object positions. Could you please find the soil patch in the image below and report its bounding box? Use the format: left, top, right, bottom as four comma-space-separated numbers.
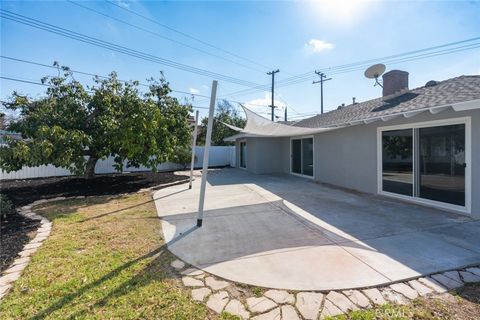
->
1, 171, 190, 207
0, 212, 40, 272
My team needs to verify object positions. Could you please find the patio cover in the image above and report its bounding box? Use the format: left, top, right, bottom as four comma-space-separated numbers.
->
223, 105, 334, 138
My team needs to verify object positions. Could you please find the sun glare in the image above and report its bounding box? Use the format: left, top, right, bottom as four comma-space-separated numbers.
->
310, 0, 372, 24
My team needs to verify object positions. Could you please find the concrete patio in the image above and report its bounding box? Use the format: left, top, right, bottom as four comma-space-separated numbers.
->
154, 168, 480, 291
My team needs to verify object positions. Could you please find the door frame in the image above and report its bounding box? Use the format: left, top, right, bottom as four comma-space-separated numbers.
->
289, 135, 315, 179
239, 139, 247, 169
377, 117, 471, 214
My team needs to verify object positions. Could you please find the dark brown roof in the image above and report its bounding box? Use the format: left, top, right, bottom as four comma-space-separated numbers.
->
294, 75, 480, 128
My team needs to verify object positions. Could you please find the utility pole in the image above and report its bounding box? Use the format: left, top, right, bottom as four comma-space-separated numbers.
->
284, 107, 287, 122
313, 71, 332, 114
267, 69, 279, 121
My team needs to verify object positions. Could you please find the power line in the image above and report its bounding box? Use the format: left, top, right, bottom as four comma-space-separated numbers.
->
104, 0, 272, 71
219, 37, 480, 99
67, 1, 265, 73
0, 9, 263, 88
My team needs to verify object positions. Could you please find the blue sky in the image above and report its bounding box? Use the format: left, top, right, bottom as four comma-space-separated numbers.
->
1, 0, 479, 120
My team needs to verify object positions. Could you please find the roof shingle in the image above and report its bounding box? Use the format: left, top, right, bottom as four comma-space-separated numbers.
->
294, 75, 480, 128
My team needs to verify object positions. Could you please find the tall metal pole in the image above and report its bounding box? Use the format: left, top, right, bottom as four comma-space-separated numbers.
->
197, 80, 217, 227
284, 107, 287, 121
267, 69, 279, 121
313, 71, 332, 114
188, 110, 199, 189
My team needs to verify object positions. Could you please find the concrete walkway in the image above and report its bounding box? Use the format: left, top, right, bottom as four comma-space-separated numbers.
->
154, 168, 480, 291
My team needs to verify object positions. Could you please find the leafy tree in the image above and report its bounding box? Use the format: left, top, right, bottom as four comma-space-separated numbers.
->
0, 64, 192, 178
197, 100, 245, 146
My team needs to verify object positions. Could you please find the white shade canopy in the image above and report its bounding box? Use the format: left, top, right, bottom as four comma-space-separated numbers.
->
223, 105, 334, 138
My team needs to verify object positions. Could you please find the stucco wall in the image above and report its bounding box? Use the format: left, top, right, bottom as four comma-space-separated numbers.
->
234, 137, 289, 174
313, 108, 480, 217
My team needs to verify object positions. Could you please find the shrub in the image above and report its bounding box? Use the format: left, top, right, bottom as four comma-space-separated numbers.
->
0, 193, 14, 219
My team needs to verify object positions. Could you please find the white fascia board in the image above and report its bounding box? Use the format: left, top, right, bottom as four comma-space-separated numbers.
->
452, 99, 480, 111
429, 105, 451, 114
403, 110, 426, 118
381, 114, 401, 122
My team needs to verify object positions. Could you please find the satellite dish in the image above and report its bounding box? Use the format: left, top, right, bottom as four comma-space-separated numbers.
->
364, 63, 385, 87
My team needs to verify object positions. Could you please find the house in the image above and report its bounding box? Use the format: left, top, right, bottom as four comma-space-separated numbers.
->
226, 70, 480, 218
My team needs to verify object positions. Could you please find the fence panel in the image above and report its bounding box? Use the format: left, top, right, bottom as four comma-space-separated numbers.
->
0, 146, 234, 180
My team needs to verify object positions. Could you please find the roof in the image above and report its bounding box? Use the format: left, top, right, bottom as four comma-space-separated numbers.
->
294, 75, 480, 128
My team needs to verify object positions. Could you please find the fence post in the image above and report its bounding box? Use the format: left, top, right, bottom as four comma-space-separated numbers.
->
189, 110, 199, 189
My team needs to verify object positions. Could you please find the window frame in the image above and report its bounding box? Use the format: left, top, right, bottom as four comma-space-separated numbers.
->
377, 117, 471, 214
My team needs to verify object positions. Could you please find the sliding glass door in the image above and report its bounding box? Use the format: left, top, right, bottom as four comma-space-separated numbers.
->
291, 137, 313, 177
418, 124, 465, 206
380, 121, 467, 209
382, 129, 413, 196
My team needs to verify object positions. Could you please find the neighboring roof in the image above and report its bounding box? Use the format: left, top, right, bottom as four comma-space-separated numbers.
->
295, 75, 480, 128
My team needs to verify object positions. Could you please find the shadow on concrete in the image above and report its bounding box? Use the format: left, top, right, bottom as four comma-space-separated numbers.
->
155, 168, 480, 290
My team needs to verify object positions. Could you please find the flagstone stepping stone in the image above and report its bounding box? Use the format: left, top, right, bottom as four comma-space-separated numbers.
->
466, 267, 480, 276
170, 259, 185, 270
408, 279, 433, 296
326, 291, 358, 312
390, 283, 419, 299
181, 276, 204, 287
381, 288, 409, 305
246, 296, 277, 313
19, 248, 37, 258
0, 284, 12, 300
24, 242, 43, 250
342, 290, 371, 308
442, 271, 463, 284
281, 305, 300, 320
206, 291, 229, 313
430, 274, 462, 289
191, 287, 211, 302
12, 257, 30, 265
264, 289, 295, 304
418, 277, 448, 293
4, 263, 27, 274
181, 267, 203, 276
362, 288, 386, 305
320, 299, 343, 319
295, 292, 323, 320
205, 276, 230, 290
0, 272, 21, 286
251, 307, 280, 320
224, 299, 250, 319
460, 271, 480, 283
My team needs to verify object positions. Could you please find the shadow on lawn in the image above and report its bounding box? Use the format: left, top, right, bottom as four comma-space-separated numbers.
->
31, 226, 198, 320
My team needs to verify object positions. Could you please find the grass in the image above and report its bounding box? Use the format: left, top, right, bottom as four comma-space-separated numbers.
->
324, 283, 480, 320
0, 192, 213, 319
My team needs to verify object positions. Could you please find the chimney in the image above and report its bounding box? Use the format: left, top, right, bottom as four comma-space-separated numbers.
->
382, 70, 409, 97
352, 97, 356, 104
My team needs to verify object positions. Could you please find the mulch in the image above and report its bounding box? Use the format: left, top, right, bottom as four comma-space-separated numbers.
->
0, 171, 190, 273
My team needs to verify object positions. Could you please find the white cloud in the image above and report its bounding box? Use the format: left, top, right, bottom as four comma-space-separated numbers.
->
245, 93, 286, 118
115, 0, 131, 8
189, 88, 200, 94
305, 39, 334, 53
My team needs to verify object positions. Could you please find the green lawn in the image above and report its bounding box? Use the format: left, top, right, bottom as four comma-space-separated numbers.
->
0, 193, 213, 319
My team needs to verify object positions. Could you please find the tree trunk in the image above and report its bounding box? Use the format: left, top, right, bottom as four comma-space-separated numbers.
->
85, 156, 98, 179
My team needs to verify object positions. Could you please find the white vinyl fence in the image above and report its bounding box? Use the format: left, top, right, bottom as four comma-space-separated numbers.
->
1, 146, 235, 180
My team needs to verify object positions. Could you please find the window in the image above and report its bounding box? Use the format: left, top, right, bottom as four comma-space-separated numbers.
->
291, 137, 314, 177
378, 118, 470, 213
